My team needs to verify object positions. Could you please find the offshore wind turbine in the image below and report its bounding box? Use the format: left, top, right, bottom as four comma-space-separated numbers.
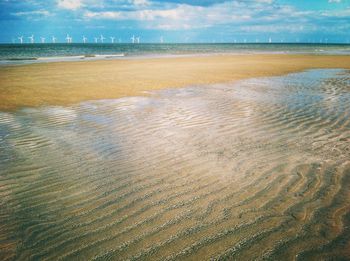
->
94, 37, 98, 43
66, 34, 72, 43
268, 37, 272, 43
100, 35, 106, 43
40, 37, 45, 43
18, 36, 24, 44
83, 36, 87, 43
52, 36, 57, 43
136, 36, 140, 44
160, 36, 163, 43
131, 35, 135, 44
110, 36, 115, 43
28, 35, 34, 43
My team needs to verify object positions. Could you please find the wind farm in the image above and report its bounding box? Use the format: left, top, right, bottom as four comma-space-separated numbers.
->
10, 33, 342, 45
11, 33, 143, 44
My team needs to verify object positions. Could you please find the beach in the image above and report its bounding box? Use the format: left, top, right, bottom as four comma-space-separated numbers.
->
1, 54, 350, 260
1, 54, 350, 110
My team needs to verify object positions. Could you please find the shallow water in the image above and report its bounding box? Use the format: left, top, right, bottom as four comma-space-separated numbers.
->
0, 69, 350, 260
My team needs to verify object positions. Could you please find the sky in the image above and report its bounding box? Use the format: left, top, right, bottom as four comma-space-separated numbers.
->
0, 0, 349, 43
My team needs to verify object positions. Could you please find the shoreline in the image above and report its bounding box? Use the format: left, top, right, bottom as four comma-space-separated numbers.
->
1, 53, 350, 111
1, 50, 350, 67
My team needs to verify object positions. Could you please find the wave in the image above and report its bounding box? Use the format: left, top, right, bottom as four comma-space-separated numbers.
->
0, 53, 125, 65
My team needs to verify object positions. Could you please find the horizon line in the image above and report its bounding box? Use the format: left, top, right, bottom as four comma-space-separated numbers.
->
1, 42, 350, 45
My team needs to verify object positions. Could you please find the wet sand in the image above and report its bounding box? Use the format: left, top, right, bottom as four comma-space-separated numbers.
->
1, 54, 350, 110
0, 69, 349, 260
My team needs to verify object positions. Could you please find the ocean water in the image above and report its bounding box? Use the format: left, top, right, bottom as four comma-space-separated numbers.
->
0, 43, 350, 65
1, 69, 349, 260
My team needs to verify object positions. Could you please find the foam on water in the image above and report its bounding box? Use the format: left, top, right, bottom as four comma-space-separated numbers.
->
0, 69, 350, 260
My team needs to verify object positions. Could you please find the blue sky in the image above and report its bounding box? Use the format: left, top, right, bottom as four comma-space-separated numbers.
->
1, 0, 349, 43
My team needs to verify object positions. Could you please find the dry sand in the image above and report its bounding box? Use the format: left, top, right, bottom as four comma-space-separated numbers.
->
1, 54, 350, 110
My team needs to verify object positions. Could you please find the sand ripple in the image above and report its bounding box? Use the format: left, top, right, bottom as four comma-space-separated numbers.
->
0, 69, 349, 260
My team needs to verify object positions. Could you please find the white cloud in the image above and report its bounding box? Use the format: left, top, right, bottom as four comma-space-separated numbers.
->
59, 0, 347, 34
11, 10, 51, 17
84, 2, 257, 30
57, 0, 83, 10
255, 0, 274, 3
132, 0, 149, 6
328, 0, 341, 3
321, 8, 350, 17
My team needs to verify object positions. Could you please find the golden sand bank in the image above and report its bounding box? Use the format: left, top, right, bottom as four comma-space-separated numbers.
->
1, 54, 350, 110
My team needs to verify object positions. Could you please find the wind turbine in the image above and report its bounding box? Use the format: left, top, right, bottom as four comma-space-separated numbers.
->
268, 37, 272, 43
94, 37, 98, 43
18, 36, 24, 44
100, 34, 105, 43
52, 36, 57, 43
110, 36, 115, 43
28, 35, 34, 43
66, 34, 73, 43
136, 36, 140, 43
83, 36, 87, 43
40, 37, 45, 43
131, 35, 135, 44
160, 36, 163, 43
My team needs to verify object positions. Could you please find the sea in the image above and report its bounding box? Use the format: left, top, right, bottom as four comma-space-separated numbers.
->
0, 43, 350, 65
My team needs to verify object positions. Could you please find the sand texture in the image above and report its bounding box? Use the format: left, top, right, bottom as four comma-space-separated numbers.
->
1, 54, 350, 110
0, 69, 349, 260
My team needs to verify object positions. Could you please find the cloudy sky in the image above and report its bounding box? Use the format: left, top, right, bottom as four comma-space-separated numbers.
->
1, 0, 349, 43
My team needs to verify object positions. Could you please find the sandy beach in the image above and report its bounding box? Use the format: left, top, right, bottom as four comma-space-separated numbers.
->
1, 54, 350, 110
1, 67, 350, 260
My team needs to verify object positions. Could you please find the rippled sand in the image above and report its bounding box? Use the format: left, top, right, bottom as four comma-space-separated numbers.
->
0, 69, 350, 260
